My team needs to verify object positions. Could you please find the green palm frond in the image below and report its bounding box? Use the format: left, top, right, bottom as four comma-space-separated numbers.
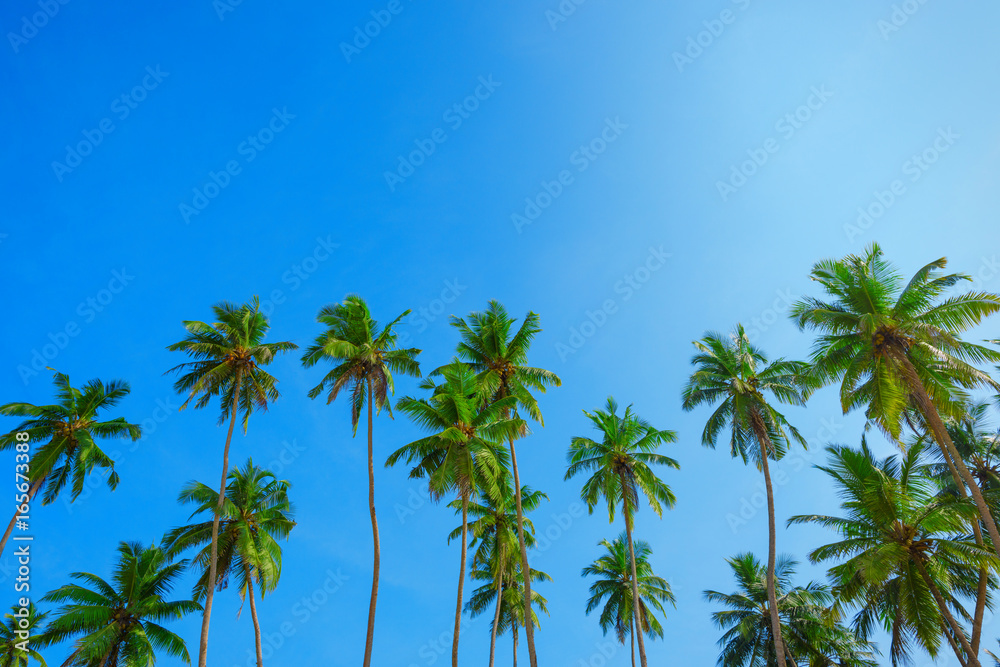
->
167, 297, 298, 429
0, 371, 141, 511
37, 542, 200, 666
301, 294, 421, 431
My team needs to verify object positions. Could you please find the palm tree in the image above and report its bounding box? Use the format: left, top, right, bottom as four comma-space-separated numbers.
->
682, 325, 810, 666
301, 295, 420, 667
789, 440, 996, 667
704, 552, 878, 667
0, 371, 141, 558
388, 361, 521, 667
162, 459, 295, 667
582, 532, 675, 667
466, 561, 550, 667
0, 603, 48, 666
449, 301, 561, 667
448, 478, 547, 667
38, 541, 200, 666
565, 397, 678, 667
166, 297, 297, 667
790, 244, 1000, 559
919, 400, 1000, 654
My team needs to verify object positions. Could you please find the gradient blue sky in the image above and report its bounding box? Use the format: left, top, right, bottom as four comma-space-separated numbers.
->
3, 1, 1000, 665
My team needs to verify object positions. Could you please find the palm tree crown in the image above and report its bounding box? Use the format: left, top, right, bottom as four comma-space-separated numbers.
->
388, 362, 519, 501
790, 243, 1000, 437
582, 532, 675, 645
789, 440, 996, 666
0, 603, 48, 667
704, 552, 878, 667
301, 294, 421, 428
681, 325, 809, 465
565, 397, 679, 524
39, 542, 201, 666
162, 458, 296, 601
449, 300, 561, 422
0, 371, 141, 505
167, 297, 298, 427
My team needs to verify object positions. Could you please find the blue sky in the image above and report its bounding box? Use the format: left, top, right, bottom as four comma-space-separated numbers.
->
2, 0, 1000, 664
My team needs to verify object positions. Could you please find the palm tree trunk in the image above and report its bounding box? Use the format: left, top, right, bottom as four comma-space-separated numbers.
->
488, 574, 502, 667
363, 382, 380, 667
631, 614, 636, 667
896, 353, 1000, 560
513, 624, 519, 667
940, 621, 971, 667
0, 477, 44, 558
934, 440, 989, 659
913, 555, 980, 667
198, 367, 242, 667
244, 563, 264, 667
622, 509, 648, 667
508, 436, 539, 667
783, 643, 797, 667
453, 489, 469, 667
929, 424, 989, 654
973, 568, 987, 656
751, 419, 789, 667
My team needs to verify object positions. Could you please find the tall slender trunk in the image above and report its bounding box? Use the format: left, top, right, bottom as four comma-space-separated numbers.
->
783, 643, 797, 667
453, 489, 469, 667
509, 437, 539, 667
896, 353, 1000, 559
936, 441, 988, 655
363, 383, 380, 667
244, 563, 264, 667
940, 621, 971, 667
488, 572, 503, 667
973, 568, 988, 656
621, 500, 648, 667
750, 418, 789, 667
913, 556, 980, 667
513, 625, 519, 667
198, 368, 242, 667
0, 477, 44, 558
630, 614, 636, 667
